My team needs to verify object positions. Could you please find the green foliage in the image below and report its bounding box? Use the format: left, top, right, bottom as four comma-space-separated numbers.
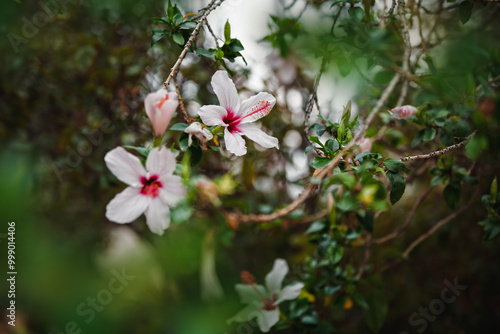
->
151, 1, 197, 47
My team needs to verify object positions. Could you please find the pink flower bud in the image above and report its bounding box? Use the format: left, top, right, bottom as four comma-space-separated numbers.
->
389, 105, 418, 120
145, 89, 179, 137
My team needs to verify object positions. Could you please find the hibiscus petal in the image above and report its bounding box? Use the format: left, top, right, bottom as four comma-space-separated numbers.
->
158, 175, 186, 206
239, 124, 279, 149
256, 309, 280, 333
146, 147, 176, 176
235, 283, 268, 304
275, 282, 304, 304
105, 147, 146, 187
144, 198, 171, 235
227, 304, 262, 325
224, 128, 247, 156
265, 258, 288, 296
105, 187, 149, 224
199, 105, 228, 126
211, 70, 240, 113
239, 92, 276, 123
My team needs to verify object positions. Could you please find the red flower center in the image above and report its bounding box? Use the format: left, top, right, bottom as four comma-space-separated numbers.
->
222, 110, 242, 133
140, 175, 162, 198
261, 294, 278, 311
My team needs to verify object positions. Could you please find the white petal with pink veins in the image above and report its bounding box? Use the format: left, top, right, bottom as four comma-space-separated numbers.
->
211, 70, 240, 112
224, 128, 247, 156
105, 147, 146, 187
240, 124, 279, 149
106, 187, 149, 224
146, 146, 176, 176
239, 92, 276, 123
144, 198, 171, 235
159, 175, 186, 206
199, 105, 228, 126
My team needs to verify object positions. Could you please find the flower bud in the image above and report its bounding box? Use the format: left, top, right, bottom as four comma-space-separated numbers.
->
389, 105, 418, 119
145, 89, 179, 137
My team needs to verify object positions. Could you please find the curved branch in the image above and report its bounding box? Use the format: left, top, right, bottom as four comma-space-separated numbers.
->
400, 132, 475, 162
373, 186, 433, 244
164, 0, 226, 88
230, 74, 401, 224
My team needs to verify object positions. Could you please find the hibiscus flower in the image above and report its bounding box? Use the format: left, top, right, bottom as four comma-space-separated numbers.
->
104, 146, 185, 235
228, 258, 304, 332
198, 70, 279, 156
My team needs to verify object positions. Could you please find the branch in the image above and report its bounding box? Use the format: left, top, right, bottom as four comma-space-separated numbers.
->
164, 0, 225, 88
379, 184, 480, 273
172, 77, 189, 122
396, 0, 411, 107
229, 74, 401, 224
402, 185, 480, 258
400, 132, 475, 162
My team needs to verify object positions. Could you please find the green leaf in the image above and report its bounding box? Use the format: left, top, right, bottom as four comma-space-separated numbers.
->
312, 157, 331, 169
179, 133, 190, 151
170, 123, 189, 131
224, 20, 231, 42
195, 48, 216, 58
309, 136, 324, 147
386, 171, 405, 204
479, 218, 500, 241
352, 293, 369, 310
459, 1, 473, 24
383, 158, 408, 173
151, 34, 166, 46
305, 221, 325, 235
412, 129, 425, 147
465, 134, 488, 160
491, 177, 498, 205
179, 21, 197, 30
363, 289, 388, 333
173, 33, 185, 45
305, 146, 317, 154
342, 100, 351, 127
325, 139, 340, 154
423, 128, 437, 142
444, 182, 460, 210
123, 145, 150, 158
189, 145, 203, 166
215, 48, 224, 60
348, 7, 364, 21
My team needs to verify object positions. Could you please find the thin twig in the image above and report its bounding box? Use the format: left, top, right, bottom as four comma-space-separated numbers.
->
205, 20, 219, 48
164, 0, 225, 88
400, 132, 475, 162
355, 235, 372, 280
379, 184, 480, 273
173, 77, 189, 122
401, 185, 480, 258
230, 74, 401, 224
396, 0, 411, 107
373, 187, 433, 244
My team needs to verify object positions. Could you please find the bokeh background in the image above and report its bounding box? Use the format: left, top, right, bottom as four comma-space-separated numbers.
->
1, 0, 500, 333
